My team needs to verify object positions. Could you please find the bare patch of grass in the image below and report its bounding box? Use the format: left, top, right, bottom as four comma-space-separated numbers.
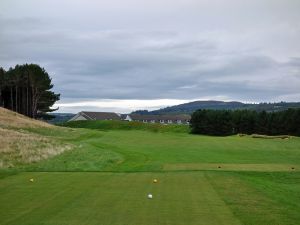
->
251, 134, 291, 139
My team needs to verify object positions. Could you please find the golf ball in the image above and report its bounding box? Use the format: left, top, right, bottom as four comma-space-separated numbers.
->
153, 179, 158, 183
148, 194, 153, 199
29, 178, 34, 182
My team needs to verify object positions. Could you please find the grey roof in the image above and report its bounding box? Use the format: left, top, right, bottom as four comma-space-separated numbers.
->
81, 111, 121, 120
129, 114, 190, 121
120, 114, 128, 120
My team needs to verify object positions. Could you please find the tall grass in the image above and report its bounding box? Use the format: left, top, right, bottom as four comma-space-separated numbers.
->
0, 127, 72, 168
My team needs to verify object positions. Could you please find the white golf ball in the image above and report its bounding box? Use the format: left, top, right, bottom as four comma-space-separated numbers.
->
148, 194, 153, 199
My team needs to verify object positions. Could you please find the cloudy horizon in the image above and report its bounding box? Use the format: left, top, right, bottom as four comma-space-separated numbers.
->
1, 0, 300, 113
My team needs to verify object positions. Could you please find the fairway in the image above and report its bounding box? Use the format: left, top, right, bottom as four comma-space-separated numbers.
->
24, 129, 300, 172
1, 123, 300, 225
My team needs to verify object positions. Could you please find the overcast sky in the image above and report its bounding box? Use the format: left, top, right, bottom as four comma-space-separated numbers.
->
1, 0, 300, 113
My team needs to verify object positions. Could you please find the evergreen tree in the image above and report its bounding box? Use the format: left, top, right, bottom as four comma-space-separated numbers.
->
191, 109, 300, 136
0, 64, 60, 119
0, 68, 5, 107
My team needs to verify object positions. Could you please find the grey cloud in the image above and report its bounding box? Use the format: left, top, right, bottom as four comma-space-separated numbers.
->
0, 0, 300, 112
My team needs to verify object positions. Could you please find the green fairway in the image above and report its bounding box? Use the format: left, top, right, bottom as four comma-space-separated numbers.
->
1, 121, 300, 225
24, 128, 300, 172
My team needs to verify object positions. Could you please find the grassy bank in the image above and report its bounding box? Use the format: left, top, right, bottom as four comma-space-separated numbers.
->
0, 108, 73, 168
59, 120, 190, 133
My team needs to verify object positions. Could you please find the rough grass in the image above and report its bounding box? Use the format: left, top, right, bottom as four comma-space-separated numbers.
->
0, 107, 52, 129
0, 127, 72, 168
0, 108, 73, 168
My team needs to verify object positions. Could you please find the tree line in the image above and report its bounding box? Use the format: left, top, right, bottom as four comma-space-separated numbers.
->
190, 109, 300, 136
0, 64, 60, 119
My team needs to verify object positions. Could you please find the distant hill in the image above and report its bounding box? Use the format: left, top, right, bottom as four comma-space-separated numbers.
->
132, 101, 300, 115
48, 113, 75, 124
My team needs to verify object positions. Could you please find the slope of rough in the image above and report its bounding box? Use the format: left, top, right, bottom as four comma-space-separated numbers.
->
0, 108, 72, 168
0, 107, 52, 128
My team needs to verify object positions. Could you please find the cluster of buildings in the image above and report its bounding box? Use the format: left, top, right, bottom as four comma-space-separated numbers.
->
69, 111, 191, 125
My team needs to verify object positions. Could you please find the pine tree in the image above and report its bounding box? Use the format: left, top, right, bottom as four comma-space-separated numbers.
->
0, 64, 60, 119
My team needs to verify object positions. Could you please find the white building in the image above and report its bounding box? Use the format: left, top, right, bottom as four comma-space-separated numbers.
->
124, 114, 190, 124
69, 111, 121, 121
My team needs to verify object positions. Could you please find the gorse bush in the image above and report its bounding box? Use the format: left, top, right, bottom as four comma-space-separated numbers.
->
190, 109, 300, 136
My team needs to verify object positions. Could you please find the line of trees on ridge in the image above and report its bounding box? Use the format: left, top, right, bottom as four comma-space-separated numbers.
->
190, 109, 300, 136
0, 64, 60, 119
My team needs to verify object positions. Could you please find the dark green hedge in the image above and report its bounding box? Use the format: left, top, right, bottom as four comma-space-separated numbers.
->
190, 109, 300, 136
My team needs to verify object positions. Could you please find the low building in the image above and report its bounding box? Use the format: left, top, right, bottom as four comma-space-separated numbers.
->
69, 111, 191, 124
125, 114, 191, 124
69, 111, 121, 121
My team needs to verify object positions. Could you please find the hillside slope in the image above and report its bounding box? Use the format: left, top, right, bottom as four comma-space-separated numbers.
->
0, 107, 52, 128
0, 107, 72, 168
133, 101, 300, 115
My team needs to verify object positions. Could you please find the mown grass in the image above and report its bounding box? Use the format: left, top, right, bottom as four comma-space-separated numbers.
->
1, 119, 300, 225
1, 171, 300, 225
59, 120, 190, 133
0, 172, 241, 225
207, 171, 300, 225
23, 127, 300, 172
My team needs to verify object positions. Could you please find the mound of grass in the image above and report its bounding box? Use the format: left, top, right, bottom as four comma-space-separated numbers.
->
59, 120, 190, 133
0, 108, 74, 169
0, 107, 52, 129
0, 127, 73, 168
